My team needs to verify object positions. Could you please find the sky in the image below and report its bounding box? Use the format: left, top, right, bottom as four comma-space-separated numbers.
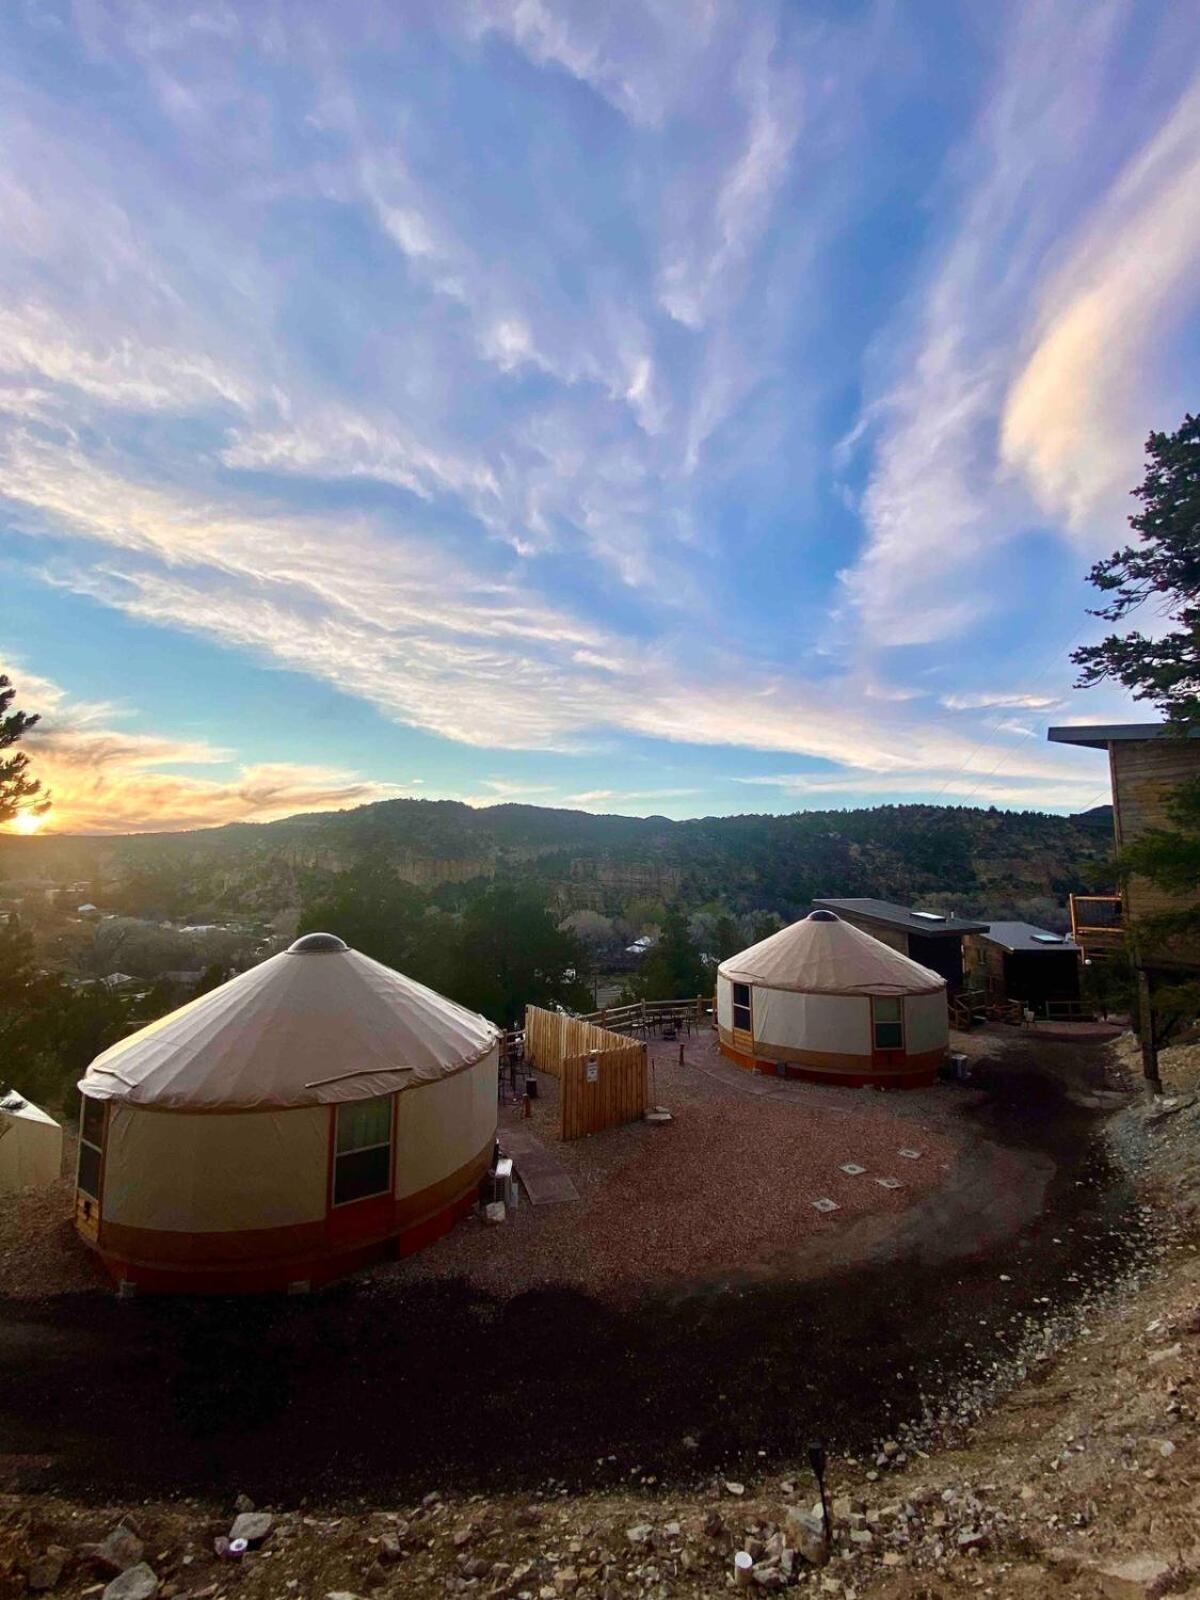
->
2, 0, 1199, 835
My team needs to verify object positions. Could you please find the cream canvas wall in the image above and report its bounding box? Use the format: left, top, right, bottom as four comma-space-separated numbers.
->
753, 987, 873, 1055
0, 1096, 62, 1193
394, 1046, 497, 1199
903, 990, 949, 1054
716, 976, 733, 1031
103, 1103, 330, 1232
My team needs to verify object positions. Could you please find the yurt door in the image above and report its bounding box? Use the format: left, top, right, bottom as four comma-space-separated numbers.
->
75, 1095, 107, 1244
870, 997, 905, 1070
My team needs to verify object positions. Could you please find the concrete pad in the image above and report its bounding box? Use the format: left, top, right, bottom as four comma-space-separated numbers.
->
811, 1198, 840, 1213
875, 1177, 903, 1190
839, 1163, 867, 1176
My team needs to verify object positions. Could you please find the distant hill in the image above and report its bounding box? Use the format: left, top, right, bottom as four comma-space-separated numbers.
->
0, 797, 1117, 927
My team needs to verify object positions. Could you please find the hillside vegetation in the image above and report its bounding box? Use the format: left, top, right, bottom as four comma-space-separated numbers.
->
1, 798, 1115, 925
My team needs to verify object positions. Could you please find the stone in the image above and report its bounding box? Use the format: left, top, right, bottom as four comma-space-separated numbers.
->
785, 1508, 829, 1567
452, 1527, 475, 1549
849, 1530, 873, 1549
626, 1525, 653, 1547
881, 1440, 900, 1458
554, 1567, 578, 1595
229, 1513, 273, 1547
28, 1549, 70, 1592
702, 1511, 726, 1539
752, 1567, 785, 1591
484, 1202, 507, 1225
1147, 1343, 1182, 1366
1090, 1556, 1176, 1600
724, 1481, 746, 1496
102, 1565, 159, 1600
234, 1494, 255, 1514
956, 1529, 987, 1551
376, 1533, 406, 1564
85, 1527, 145, 1577
463, 1559, 491, 1580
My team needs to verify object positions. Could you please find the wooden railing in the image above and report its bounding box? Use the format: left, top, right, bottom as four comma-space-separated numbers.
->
502, 995, 713, 1063
1069, 894, 1125, 954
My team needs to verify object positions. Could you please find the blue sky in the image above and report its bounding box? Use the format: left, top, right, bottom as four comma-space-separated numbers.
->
2, 0, 1199, 833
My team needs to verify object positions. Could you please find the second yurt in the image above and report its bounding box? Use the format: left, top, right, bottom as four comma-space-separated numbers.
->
0, 1088, 63, 1194
74, 933, 499, 1293
716, 910, 948, 1088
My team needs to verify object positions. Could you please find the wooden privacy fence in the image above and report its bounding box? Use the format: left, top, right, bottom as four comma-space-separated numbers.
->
561, 1040, 649, 1141
523, 1005, 650, 1140
524, 1005, 620, 1077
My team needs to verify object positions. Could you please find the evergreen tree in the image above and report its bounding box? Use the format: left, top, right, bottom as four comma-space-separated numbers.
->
628, 906, 709, 1001
447, 883, 591, 1027
1073, 414, 1200, 725
0, 674, 49, 827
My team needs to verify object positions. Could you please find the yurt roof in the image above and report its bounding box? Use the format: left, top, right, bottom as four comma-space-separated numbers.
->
718, 911, 945, 997
78, 934, 499, 1112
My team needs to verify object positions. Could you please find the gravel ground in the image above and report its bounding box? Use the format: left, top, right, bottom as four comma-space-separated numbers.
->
389, 1035, 960, 1299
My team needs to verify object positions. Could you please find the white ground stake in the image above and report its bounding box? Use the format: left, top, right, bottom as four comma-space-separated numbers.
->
734, 1550, 755, 1586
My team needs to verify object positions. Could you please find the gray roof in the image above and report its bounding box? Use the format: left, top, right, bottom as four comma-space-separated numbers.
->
976, 921, 1080, 955
813, 898, 989, 936
1048, 722, 1200, 751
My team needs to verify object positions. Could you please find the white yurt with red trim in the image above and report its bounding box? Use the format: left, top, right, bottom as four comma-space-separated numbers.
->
716, 910, 948, 1088
75, 933, 499, 1292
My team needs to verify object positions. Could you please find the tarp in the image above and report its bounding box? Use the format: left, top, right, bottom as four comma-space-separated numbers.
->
718, 912, 945, 997
79, 937, 499, 1111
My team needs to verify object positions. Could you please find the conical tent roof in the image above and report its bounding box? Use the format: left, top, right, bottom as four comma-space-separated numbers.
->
718, 911, 945, 997
79, 934, 499, 1111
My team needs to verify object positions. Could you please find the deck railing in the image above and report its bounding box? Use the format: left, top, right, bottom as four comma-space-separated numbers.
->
1069, 893, 1125, 953
502, 995, 713, 1062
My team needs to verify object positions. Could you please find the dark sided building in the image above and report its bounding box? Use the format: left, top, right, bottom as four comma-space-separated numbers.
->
963, 922, 1081, 1015
811, 898, 988, 993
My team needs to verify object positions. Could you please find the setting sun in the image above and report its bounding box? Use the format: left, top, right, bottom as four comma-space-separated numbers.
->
7, 810, 48, 836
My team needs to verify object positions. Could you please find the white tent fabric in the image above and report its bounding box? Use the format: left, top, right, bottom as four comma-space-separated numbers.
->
718, 912, 944, 997
0, 1090, 63, 1192
79, 938, 499, 1111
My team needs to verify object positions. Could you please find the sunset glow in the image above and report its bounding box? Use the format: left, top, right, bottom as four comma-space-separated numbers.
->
2, 4, 1198, 833
7, 810, 48, 837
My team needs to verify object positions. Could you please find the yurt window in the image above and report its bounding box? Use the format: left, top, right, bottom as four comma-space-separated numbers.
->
333, 1096, 394, 1206
872, 997, 904, 1051
732, 982, 752, 1032
77, 1095, 106, 1201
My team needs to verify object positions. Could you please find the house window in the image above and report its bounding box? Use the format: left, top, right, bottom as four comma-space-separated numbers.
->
333, 1096, 393, 1207
732, 982, 752, 1033
77, 1094, 106, 1201
872, 997, 904, 1052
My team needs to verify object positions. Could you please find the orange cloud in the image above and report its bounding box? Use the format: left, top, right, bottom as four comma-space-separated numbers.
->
1, 666, 402, 835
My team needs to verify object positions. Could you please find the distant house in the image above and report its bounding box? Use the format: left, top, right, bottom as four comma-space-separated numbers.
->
812, 898, 988, 992
963, 922, 1081, 1015
624, 935, 656, 957
77, 903, 100, 918
102, 972, 139, 991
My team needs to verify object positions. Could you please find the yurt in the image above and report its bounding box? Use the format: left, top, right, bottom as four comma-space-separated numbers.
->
0, 1089, 63, 1193
716, 910, 948, 1088
74, 933, 499, 1293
